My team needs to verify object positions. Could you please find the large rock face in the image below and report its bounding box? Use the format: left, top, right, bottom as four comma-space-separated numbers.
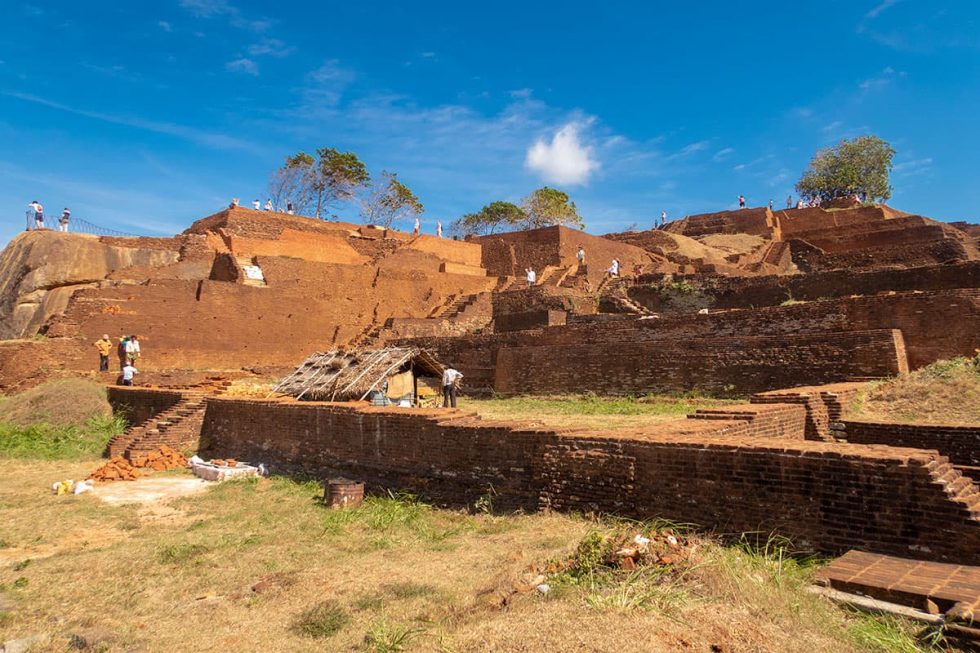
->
0, 231, 179, 339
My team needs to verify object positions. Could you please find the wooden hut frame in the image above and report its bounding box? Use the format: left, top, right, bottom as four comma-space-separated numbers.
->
273, 347, 445, 402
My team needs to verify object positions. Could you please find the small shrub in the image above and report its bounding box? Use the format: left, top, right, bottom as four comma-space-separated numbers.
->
572, 531, 610, 576
363, 620, 425, 652
158, 543, 211, 564
293, 600, 350, 639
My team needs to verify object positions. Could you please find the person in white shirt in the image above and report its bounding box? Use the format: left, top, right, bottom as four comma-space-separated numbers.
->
125, 335, 141, 365
264, 199, 273, 211
526, 267, 536, 286
252, 199, 261, 210
120, 362, 138, 386
576, 247, 585, 265
59, 208, 71, 232
286, 201, 294, 215
441, 366, 463, 408
413, 217, 420, 235
660, 211, 667, 228
27, 201, 40, 231
32, 201, 45, 229
608, 258, 620, 277
436, 220, 443, 238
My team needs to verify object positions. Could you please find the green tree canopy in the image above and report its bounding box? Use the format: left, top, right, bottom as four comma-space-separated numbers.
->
360, 171, 424, 228
521, 187, 584, 229
795, 135, 895, 204
267, 148, 369, 218
449, 201, 527, 237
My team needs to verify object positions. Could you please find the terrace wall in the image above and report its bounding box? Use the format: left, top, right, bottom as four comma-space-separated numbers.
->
200, 397, 980, 564
837, 420, 980, 470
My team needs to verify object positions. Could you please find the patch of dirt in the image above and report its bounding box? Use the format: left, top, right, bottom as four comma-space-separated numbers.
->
0, 526, 127, 567
697, 233, 767, 256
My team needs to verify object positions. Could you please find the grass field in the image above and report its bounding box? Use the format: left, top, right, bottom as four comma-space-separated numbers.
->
0, 457, 944, 652
462, 394, 738, 431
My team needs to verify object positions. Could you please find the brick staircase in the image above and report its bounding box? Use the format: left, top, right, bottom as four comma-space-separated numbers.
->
236, 256, 267, 287
929, 459, 980, 520
105, 390, 212, 463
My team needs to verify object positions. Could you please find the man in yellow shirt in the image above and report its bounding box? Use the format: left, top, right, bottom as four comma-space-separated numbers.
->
94, 334, 112, 372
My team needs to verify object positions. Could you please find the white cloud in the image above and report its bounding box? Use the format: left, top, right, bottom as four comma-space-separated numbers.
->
893, 157, 933, 177
158, 20, 173, 32
178, 0, 271, 32
712, 147, 735, 162
866, 0, 900, 20
226, 58, 259, 75
1, 90, 255, 152
247, 37, 294, 58
525, 122, 599, 186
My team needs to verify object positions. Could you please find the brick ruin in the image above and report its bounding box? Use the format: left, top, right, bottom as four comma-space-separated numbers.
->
3, 202, 980, 564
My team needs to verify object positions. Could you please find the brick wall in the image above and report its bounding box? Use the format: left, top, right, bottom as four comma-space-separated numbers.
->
838, 420, 980, 469
495, 310, 568, 333
201, 397, 980, 563
107, 386, 183, 426
629, 262, 980, 312
492, 329, 905, 396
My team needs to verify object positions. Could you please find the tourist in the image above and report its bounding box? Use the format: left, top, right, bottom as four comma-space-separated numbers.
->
58, 208, 70, 232
252, 199, 261, 210
117, 335, 129, 370
738, 195, 746, 209
230, 198, 240, 208
786, 195, 793, 209
796, 198, 805, 209
264, 199, 273, 211
576, 246, 586, 266
660, 210, 667, 228
526, 267, 536, 287
126, 335, 141, 365
120, 361, 138, 386
436, 220, 443, 238
768, 199, 774, 210
441, 365, 463, 408
27, 201, 43, 231
94, 334, 112, 372
286, 201, 295, 215
413, 217, 420, 235
608, 258, 620, 277
32, 201, 45, 229
633, 264, 643, 277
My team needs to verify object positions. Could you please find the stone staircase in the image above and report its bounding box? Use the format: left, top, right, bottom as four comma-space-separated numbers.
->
236, 256, 267, 287
930, 459, 980, 520
105, 389, 215, 463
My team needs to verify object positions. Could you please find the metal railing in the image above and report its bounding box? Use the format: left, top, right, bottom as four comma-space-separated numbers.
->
24, 210, 144, 237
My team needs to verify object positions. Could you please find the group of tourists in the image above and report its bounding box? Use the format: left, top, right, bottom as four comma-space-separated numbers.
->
94, 334, 141, 385
26, 201, 71, 232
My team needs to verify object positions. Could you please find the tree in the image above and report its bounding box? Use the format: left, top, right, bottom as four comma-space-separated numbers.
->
360, 171, 424, 228
520, 187, 584, 229
449, 201, 527, 237
795, 135, 896, 204
267, 148, 369, 218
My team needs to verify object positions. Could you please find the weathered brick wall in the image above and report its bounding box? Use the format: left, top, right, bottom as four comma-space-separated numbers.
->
495, 310, 568, 333
201, 398, 980, 563
629, 262, 980, 312
107, 386, 183, 427
838, 420, 980, 469
492, 330, 905, 396
752, 383, 865, 440
620, 289, 980, 370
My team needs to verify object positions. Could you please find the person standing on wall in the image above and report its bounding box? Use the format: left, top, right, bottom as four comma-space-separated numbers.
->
94, 334, 112, 372
576, 246, 586, 266
286, 200, 295, 215
441, 365, 463, 408
607, 258, 620, 277
59, 208, 71, 232
252, 199, 261, 210
526, 267, 536, 286
27, 201, 42, 231
786, 195, 793, 209
264, 199, 273, 211
660, 211, 667, 229
738, 195, 746, 209
436, 220, 443, 238
413, 216, 420, 235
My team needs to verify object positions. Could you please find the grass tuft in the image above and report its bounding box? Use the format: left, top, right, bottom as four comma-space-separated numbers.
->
158, 543, 211, 564
363, 619, 425, 652
293, 600, 350, 639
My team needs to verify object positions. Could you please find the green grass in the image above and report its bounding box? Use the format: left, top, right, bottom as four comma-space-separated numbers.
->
293, 600, 351, 639
0, 413, 127, 460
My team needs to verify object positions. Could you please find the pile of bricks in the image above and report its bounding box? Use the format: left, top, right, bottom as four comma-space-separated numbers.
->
88, 456, 140, 482
134, 445, 188, 471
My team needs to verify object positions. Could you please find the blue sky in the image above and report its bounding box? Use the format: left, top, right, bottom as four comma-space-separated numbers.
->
1, 0, 978, 245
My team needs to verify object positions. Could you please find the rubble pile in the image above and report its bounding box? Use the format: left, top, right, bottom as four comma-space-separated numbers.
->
88, 457, 140, 482
136, 445, 188, 471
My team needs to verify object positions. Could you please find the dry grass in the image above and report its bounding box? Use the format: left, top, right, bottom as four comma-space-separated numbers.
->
463, 394, 739, 431
0, 458, 936, 653
0, 379, 111, 427
849, 356, 980, 425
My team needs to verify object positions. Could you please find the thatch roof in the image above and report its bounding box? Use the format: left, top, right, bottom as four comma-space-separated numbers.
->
273, 347, 445, 402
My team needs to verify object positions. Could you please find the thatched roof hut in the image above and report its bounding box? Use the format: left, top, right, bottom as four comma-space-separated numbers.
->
273, 347, 445, 402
